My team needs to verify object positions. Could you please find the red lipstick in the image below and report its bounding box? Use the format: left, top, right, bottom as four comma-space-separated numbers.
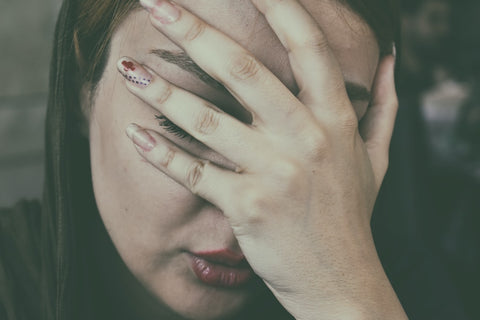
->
190, 249, 253, 287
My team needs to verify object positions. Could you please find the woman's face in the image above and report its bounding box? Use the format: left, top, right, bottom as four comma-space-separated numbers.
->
88, 0, 379, 318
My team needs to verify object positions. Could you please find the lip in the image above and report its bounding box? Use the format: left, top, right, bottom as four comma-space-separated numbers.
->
189, 249, 253, 287
193, 249, 246, 266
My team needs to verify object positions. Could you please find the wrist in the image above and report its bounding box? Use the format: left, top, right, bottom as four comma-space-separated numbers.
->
295, 304, 407, 320
278, 260, 408, 320
289, 289, 408, 320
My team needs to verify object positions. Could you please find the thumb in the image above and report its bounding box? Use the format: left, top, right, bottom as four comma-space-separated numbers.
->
359, 53, 398, 187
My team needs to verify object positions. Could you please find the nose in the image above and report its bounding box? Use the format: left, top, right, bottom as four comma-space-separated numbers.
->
197, 201, 242, 251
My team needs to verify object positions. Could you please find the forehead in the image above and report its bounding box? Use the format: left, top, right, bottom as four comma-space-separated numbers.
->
115, 0, 379, 90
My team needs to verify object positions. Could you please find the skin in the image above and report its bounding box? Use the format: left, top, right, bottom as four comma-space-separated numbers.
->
87, 0, 405, 318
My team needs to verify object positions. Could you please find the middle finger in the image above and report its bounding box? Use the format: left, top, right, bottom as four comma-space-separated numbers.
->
139, 0, 308, 130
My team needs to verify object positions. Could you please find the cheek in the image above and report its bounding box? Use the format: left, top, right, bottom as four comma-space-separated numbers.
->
88, 77, 199, 269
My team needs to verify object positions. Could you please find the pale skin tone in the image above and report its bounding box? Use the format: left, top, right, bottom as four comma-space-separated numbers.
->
87, 0, 406, 319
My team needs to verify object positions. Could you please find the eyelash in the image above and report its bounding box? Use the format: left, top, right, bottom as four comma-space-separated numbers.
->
155, 115, 193, 140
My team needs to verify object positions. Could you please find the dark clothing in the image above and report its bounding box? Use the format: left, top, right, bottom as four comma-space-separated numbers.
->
0, 199, 469, 319
0, 200, 42, 320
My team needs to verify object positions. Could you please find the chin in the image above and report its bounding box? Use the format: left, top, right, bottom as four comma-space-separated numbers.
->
178, 294, 249, 320
147, 268, 261, 320
161, 285, 254, 320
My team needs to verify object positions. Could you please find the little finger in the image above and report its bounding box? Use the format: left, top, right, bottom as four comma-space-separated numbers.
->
126, 123, 238, 209
359, 54, 398, 187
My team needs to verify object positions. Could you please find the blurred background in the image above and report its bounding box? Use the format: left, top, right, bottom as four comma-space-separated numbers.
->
0, 0, 479, 318
395, 1, 480, 318
0, 0, 61, 205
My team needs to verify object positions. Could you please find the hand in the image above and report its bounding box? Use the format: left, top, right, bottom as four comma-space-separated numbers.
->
119, 0, 406, 318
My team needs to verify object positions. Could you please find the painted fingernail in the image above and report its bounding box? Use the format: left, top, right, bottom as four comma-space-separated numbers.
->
140, 0, 180, 24
117, 57, 152, 88
126, 123, 157, 152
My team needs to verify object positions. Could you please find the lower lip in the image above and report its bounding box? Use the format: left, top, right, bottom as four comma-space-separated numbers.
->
190, 255, 253, 288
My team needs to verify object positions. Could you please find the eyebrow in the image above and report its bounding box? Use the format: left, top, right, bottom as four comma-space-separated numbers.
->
150, 49, 371, 102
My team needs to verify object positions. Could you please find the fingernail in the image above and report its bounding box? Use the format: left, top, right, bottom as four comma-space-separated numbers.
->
139, 0, 157, 10
392, 42, 397, 62
140, 0, 180, 24
126, 123, 157, 152
117, 57, 152, 88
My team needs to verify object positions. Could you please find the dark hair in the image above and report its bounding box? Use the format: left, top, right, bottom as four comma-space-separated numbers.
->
42, 1, 400, 319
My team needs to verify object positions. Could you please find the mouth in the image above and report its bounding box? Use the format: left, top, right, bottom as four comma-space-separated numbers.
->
189, 249, 254, 287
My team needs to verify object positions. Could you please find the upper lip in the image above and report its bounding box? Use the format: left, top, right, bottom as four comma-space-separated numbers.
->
191, 249, 247, 267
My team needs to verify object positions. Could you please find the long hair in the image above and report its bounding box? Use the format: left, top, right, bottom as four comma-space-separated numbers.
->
42, 1, 137, 318
42, 1, 400, 319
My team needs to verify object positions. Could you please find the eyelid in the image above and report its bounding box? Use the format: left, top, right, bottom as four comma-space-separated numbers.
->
153, 115, 238, 171
345, 82, 371, 102
156, 115, 193, 140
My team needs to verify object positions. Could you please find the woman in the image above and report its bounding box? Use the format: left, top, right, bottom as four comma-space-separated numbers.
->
0, 0, 465, 319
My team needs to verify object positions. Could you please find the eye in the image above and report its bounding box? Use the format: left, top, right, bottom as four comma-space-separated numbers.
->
155, 115, 193, 140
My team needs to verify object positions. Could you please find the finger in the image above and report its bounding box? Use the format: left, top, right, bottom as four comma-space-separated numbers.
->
249, 0, 348, 109
138, 0, 307, 130
359, 55, 398, 186
117, 56, 267, 170
125, 123, 238, 209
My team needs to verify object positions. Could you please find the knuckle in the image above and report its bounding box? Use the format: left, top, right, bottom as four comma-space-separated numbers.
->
283, 100, 304, 119
194, 107, 220, 135
156, 83, 173, 105
184, 19, 206, 42
302, 128, 330, 161
185, 160, 206, 193
159, 147, 176, 168
270, 159, 303, 183
269, 159, 308, 197
240, 187, 268, 223
305, 35, 330, 55
229, 53, 262, 81
338, 109, 359, 133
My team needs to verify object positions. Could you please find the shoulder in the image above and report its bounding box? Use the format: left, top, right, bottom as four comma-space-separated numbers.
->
0, 199, 42, 320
